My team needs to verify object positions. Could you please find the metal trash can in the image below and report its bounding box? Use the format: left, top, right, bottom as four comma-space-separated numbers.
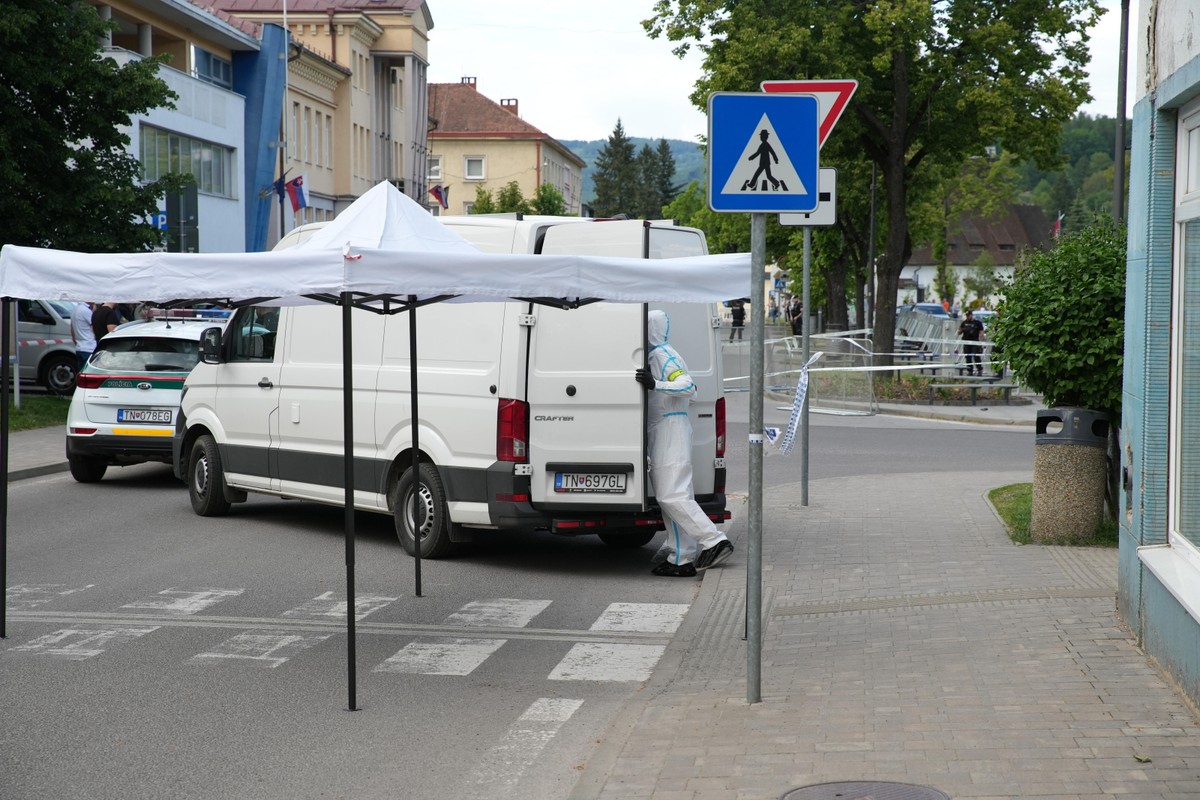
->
1031, 407, 1110, 543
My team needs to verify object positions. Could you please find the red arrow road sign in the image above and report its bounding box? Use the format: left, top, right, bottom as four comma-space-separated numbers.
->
760, 79, 858, 148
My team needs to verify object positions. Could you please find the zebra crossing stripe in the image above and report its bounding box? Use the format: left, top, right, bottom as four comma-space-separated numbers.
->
282, 591, 398, 621
5, 583, 96, 609
548, 642, 667, 683
121, 587, 243, 615
374, 638, 506, 676
191, 631, 333, 668
444, 598, 551, 628
10, 627, 158, 660
465, 698, 584, 793
589, 602, 689, 634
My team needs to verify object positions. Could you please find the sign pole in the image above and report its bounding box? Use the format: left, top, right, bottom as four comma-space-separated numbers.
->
801, 227, 811, 506
747, 213, 765, 704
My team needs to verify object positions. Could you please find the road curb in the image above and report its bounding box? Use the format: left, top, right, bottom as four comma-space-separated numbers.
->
7, 463, 70, 482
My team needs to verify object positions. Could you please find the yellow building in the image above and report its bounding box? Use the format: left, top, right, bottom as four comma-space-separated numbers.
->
428, 79, 586, 215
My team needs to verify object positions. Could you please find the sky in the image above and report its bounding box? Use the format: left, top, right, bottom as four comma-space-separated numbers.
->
426, 0, 1135, 143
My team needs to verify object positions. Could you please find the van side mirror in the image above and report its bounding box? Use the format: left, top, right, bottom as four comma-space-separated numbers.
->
200, 326, 223, 364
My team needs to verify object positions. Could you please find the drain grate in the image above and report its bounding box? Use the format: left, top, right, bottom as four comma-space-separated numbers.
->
782, 781, 950, 800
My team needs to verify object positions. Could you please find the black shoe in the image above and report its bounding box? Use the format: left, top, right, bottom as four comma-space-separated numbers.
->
652, 561, 697, 577
696, 540, 734, 571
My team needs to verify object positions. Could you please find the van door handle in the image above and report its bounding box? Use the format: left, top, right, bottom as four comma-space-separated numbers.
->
258, 378, 273, 389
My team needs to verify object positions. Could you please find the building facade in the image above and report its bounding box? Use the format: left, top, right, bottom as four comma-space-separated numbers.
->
901, 204, 1053, 308
1120, 1, 1200, 707
213, 0, 432, 244
427, 79, 586, 215
93, 0, 285, 252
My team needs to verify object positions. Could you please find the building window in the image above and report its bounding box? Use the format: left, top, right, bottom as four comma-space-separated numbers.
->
303, 106, 311, 163
427, 156, 441, 180
465, 156, 485, 180
140, 125, 234, 198
193, 46, 232, 89
291, 103, 300, 160
324, 116, 332, 167
463, 202, 474, 214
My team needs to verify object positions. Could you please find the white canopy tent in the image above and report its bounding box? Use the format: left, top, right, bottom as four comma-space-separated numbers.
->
0, 181, 750, 709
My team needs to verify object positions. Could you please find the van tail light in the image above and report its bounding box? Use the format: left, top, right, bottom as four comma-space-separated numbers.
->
76, 373, 106, 389
715, 397, 726, 457
497, 398, 529, 462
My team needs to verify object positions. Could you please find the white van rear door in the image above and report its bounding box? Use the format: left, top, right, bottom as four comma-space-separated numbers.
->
525, 302, 646, 511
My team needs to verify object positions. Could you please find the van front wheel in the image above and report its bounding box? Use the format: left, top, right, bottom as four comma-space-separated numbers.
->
189, 434, 232, 517
394, 462, 455, 559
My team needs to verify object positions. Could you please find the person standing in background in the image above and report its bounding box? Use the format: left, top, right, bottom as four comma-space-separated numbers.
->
90, 302, 119, 343
70, 301, 95, 374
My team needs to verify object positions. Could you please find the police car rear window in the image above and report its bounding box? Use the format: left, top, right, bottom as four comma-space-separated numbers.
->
93, 338, 200, 372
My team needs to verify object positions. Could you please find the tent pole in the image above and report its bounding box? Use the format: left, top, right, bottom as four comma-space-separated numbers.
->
1, 297, 11, 639
409, 296, 422, 597
341, 292, 358, 711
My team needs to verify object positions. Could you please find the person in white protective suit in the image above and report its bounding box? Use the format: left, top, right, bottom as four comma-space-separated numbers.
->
635, 310, 734, 577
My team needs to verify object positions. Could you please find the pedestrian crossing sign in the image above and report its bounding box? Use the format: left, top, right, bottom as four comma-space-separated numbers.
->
707, 92, 819, 213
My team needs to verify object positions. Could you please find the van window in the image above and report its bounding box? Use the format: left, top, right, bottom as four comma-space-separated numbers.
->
229, 306, 280, 362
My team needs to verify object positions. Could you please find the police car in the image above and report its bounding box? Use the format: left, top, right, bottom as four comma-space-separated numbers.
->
66, 314, 230, 482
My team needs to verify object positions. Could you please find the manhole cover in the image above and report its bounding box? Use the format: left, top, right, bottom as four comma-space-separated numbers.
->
782, 781, 951, 800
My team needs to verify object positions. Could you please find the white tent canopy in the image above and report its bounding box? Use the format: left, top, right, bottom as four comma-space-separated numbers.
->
0, 182, 749, 305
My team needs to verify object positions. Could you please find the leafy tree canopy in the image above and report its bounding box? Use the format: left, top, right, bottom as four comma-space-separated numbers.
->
645, 0, 1102, 363
0, 0, 188, 251
470, 185, 496, 214
990, 222, 1126, 417
530, 183, 569, 216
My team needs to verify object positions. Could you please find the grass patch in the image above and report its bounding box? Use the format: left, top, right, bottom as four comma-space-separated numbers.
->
989, 483, 1032, 544
6, 395, 72, 432
988, 481, 1119, 547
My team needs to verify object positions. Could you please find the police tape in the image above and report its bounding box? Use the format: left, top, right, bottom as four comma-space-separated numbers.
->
764, 351, 823, 456
16, 338, 72, 346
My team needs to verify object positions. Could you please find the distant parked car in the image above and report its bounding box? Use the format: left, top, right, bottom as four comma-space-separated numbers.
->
902, 302, 952, 317
971, 309, 998, 329
65, 315, 229, 483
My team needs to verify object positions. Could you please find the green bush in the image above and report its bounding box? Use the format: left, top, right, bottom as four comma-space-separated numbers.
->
991, 223, 1126, 418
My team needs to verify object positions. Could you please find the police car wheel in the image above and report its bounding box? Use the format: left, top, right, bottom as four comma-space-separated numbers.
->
393, 462, 455, 559
599, 529, 657, 548
189, 434, 232, 516
68, 453, 107, 483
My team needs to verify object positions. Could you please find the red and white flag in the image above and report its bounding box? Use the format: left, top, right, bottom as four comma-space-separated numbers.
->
1053, 211, 1064, 238
428, 184, 449, 210
285, 174, 309, 212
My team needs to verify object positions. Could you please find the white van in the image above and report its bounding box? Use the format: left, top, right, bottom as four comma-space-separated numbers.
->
16, 299, 78, 394
173, 217, 729, 557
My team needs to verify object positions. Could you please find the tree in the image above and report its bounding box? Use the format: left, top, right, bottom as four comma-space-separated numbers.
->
591, 120, 638, 217
646, 0, 1101, 366
530, 183, 568, 215
990, 222, 1125, 418
495, 181, 531, 214
469, 185, 496, 214
0, 0, 189, 251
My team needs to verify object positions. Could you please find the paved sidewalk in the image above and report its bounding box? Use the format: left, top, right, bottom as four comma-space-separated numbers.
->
570, 465, 1200, 799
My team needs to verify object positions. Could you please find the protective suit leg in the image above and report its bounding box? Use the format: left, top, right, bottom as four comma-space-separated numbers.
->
650, 417, 728, 566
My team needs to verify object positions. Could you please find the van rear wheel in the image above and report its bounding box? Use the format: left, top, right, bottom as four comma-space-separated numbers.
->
189, 434, 232, 516
394, 462, 455, 559
599, 529, 657, 548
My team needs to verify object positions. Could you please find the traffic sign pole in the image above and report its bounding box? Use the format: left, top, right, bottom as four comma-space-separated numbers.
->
747, 213, 765, 705
802, 228, 811, 506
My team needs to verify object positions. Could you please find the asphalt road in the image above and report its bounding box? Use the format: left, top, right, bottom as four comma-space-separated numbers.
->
1, 396, 1033, 800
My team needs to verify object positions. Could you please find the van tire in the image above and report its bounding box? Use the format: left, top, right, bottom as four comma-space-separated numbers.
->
599, 529, 657, 548
189, 434, 232, 517
41, 353, 77, 395
68, 454, 107, 483
394, 462, 455, 559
